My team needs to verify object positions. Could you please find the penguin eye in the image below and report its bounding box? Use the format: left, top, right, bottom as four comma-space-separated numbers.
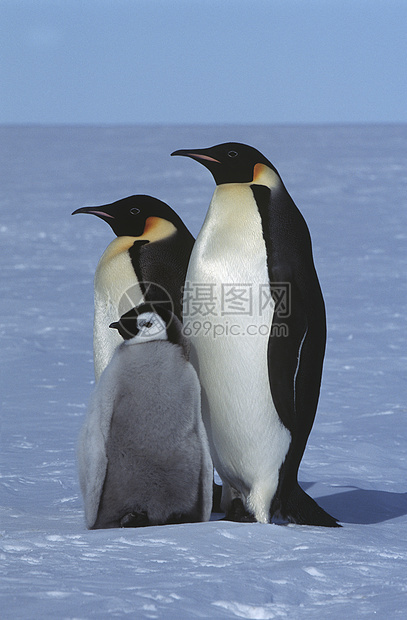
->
139, 320, 153, 329
130, 207, 140, 215
228, 150, 238, 158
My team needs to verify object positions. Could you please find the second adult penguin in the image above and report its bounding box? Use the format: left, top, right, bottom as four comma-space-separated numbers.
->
78, 303, 213, 529
72, 195, 194, 380
172, 142, 339, 527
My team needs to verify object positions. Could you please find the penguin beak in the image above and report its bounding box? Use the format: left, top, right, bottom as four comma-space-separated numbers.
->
72, 206, 115, 219
171, 149, 221, 164
109, 321, 120, 331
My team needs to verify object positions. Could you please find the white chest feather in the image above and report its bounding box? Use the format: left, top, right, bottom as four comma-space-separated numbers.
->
184, 184, 291, 522
93, 236, 143, 381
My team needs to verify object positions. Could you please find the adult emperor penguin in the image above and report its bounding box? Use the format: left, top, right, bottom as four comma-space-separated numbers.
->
72, 195, 194, 381
171, 142, 339, 527
77, 302, 213, 529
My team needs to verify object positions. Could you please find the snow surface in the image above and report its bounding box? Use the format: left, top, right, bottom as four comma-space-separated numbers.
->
1, 124, 406, 619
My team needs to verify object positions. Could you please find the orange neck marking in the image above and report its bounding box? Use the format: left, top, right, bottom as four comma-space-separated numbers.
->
139, 217, 177, 242
252, 163, 280, 188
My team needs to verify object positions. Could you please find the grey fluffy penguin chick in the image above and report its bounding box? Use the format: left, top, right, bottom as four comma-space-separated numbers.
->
78, 303, 213, 529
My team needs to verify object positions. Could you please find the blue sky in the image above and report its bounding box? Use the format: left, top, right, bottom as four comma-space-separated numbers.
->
1, 0, 406, 124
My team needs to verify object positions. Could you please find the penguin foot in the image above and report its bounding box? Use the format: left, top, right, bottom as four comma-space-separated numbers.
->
224, 498, 257, 523
273, 484, 341, 528
120, 511, 150, 528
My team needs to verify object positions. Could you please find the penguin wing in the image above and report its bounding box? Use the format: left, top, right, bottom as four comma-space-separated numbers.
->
251, 184, 326, 438
129, 234, 194, 321
77, 372, 115, 528
266, 277, 308, 433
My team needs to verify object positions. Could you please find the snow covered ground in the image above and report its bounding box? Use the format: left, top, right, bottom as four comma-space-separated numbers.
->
1, 124, 406, 618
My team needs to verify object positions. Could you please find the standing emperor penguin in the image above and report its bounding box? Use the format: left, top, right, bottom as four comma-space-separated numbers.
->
77, 303, 213, 529
72, 195, 194, 381
171, 142, 339, 527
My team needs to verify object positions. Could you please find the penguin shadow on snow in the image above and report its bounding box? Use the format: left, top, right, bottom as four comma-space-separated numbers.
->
301, 482, 407, 525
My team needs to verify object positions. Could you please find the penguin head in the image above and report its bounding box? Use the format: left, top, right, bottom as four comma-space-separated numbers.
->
109, 304, 168, 343
171, 142, 279, 185
109, 302, 185, 348
72, 195, 186, 238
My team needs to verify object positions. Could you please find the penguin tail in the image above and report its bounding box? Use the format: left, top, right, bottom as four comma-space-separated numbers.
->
276, 484, 341, 528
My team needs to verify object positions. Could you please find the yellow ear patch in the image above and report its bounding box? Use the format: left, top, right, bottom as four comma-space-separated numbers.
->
96, 219, 177, 277
139, 217, 177, 242
252, 163, 280, 189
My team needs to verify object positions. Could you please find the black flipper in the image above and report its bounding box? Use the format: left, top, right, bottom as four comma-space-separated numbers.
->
252, 184, 338, 527
129, 231, 194, 321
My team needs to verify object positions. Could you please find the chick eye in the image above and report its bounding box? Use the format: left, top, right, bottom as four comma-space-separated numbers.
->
140, 320, 153, 329
130, 207, 140, 215
228, 150, 238, 158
